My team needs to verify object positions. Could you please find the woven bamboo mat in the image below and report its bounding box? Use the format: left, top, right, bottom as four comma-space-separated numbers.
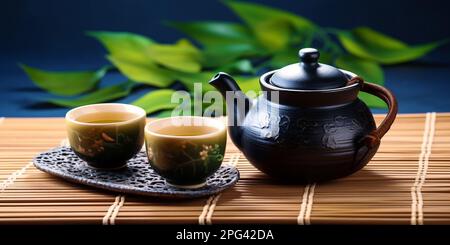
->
0, 113, 449, 225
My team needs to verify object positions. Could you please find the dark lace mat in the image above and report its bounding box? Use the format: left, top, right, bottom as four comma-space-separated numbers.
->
33, 147, 239, 199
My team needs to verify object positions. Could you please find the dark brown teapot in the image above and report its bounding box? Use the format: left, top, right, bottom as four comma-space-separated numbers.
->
209, 48, 398, 182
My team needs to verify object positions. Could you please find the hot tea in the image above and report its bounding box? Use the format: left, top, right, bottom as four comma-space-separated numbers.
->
76, 111, 137, 124
155, 125, 218, 137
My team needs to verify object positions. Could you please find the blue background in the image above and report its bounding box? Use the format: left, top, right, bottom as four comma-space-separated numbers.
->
1, 0, 450, 116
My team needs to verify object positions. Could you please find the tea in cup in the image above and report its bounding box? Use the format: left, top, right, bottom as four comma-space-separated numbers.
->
65, 103, 146, 169
145, 116, 227, 189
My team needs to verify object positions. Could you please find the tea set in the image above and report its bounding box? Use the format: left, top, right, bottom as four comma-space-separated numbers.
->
33, 48, 398, 198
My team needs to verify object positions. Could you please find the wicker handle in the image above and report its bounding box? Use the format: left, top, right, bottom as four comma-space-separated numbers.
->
350, 77, 398, 148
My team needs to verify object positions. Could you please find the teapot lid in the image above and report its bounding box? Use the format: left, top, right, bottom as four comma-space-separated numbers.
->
270, 48, 348, 90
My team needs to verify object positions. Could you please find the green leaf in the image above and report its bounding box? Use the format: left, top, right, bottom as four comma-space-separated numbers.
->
318, 51, 333, 64
337, 27, 443, 64
335, 55, 387, 108
269, 48, 298, 68
167, 21, 255, 46
201, 43, 264, 67
108, 45, 213, 91
107, 55, 174, 87
154, 96, 216, 118
147, 39, 202, 73
20, 64, 108, 96
335, 55, 384, 82
168, 21, 262, 67
216, 59, 254, 74
269, 48, 333, 69
356, 92, 387, 109
235, 76, 260, 95
132, 89, 178, 114
90, 31, 202, 73
48, 81, 135, 107
224, 1, 315, 51
87, 31, 154, 62
156, 109, 177, 118
173, 71, 216, 92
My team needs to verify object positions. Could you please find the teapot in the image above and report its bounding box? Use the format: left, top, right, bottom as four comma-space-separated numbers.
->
209, 48, 398, 182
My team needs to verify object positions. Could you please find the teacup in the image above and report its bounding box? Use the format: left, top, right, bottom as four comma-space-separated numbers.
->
145, 116, 227, 189
65, 103, 146, 169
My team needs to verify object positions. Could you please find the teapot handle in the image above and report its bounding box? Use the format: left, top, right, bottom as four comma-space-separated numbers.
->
350, 77, 398, 148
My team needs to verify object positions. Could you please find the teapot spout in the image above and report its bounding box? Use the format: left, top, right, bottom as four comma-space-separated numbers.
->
209, 72, 251, 150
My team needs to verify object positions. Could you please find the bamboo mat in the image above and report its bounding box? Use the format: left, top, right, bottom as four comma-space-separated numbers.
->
1, 113, 450, 225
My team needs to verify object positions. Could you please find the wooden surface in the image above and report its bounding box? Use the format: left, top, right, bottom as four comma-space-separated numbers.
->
0, 113, 450, 224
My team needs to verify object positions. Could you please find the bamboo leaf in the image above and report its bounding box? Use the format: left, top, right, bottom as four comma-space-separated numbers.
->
216, 59, 254, 74
20, 64, 108, 96
107, 55, 174, 87
337, 27, 444, 64
201, 43, 264, 67
356, 91, 388, 109
87, 31, 154, 62
173, 71, 216, 92
90, 31, 202, 73
335, 55, 384, 82
224, 1, 315, 51
147, 39, 202, 72
168, 21, 263, 67
132, 89, 178, 114
269, 48, 333, 69
235, 76, 260, 95
156, 109, 177, 118
48, 81, 135, 107
269, 48, 298, 68
167, 21, 255, 46
335, 55, 387, 108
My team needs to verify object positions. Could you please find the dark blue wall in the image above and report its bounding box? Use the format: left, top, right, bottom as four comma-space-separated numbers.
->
1, 0, 450, 116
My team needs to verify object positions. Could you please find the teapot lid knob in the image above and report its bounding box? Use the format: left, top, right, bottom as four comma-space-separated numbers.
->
299, 48, 319, 66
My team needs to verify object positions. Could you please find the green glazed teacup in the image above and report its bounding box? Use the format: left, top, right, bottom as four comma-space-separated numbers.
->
145, 116, 227, 189
65, 103, 146, 169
